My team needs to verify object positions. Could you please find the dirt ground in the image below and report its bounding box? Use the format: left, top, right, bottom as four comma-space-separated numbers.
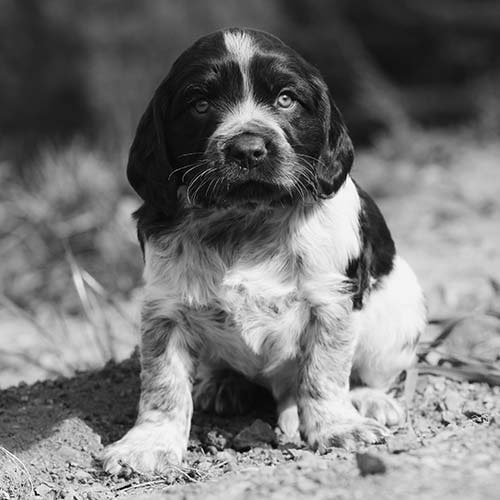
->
1, 133, 500, 499
0, 355, 499, 500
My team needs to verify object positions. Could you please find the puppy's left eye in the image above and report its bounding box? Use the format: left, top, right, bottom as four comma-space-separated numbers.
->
193, 99, 210, 114
276, 92, 296, 109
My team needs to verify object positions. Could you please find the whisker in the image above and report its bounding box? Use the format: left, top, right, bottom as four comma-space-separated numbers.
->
187, 168, 217, 205
181, 161, 211, 183
178, 151, 206, 158
191, 173, 216, 205
167, 160, 210, 181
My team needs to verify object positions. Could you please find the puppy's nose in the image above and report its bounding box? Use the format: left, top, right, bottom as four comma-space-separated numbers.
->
225, 134, 268, 167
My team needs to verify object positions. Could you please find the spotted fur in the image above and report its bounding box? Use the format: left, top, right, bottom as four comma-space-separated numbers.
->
102, 28, 426, 476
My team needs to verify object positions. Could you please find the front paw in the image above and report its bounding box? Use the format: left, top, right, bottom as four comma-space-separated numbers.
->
307, 418, 389, 452
350, 388, 405, 427
102, 421, 186, 476
300, 402, 389, 452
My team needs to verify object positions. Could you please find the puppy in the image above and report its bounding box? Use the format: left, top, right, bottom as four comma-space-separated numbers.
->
103, 28, 426, 475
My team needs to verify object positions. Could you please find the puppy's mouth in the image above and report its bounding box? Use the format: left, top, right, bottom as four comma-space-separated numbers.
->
223, 179, 286, 201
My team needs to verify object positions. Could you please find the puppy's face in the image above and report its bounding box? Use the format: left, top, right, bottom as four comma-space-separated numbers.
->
128, 29, 354, 212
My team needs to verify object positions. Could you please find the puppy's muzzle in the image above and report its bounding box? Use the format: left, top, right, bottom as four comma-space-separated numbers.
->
224, 133, 269, 169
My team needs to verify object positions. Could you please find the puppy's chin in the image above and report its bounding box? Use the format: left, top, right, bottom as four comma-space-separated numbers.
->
192, 179, 298, 208
224, 180, 291, 204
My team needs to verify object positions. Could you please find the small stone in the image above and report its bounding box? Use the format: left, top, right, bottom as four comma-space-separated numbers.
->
60, 487, 81, 499
232, 419, 277, 452
216, 450, 237, 471
73, 469, 92, 482
433, 378, 446, 392
355, 452, 386, 476
441, 410, 454, 425
387, 432, 418, 454
35, 484, 54, 497
444, 391, 463, 412
195, 459, 213, 472
295, 449, 319, 468
202, 429, 232, 451
463, 404, 489, 423
217, 450, 236, 462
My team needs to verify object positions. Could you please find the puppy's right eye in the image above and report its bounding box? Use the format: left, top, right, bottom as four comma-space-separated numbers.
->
276, 92, 296, 110
193, 99, 210, 114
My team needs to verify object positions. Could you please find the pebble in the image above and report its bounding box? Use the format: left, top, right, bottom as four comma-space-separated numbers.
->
73, 469, 92, 482
355, 452, 387, 476
441, 410, 455, 425
232, 419, 277, 452
462, 404, 490, 423
35, 484, 54, 497
216, 450, 237, 471
203, 429, 232, 451
195, 459, 213, 472
387, 432, 419, 453
444, 391, 463, 412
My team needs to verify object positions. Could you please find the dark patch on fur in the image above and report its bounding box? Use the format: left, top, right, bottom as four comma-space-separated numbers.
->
357, 184, 395, 278
140, 315, 176, 360
346, 182, 395, 310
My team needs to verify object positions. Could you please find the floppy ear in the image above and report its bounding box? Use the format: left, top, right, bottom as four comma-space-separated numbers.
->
316, 93, 354, 197
127, 89, 179, 216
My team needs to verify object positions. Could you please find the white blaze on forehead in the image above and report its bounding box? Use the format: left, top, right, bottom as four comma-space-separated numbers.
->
223, 30, 254, 95
218, 31, 289, 150
223, 30, 254, 68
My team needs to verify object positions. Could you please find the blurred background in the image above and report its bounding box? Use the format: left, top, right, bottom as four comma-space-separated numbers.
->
1, 0, 500, 387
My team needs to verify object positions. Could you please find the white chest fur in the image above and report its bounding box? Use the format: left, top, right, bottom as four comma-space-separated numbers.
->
142, 177, 362, 379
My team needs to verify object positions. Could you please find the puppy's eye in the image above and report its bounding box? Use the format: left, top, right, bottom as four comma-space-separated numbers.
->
193, 99, 210, 114
276, 92, 296, 110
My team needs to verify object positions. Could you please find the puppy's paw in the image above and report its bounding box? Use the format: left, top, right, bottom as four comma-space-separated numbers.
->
102, 422, 185, 476
300, 400, 390, 452
350, 388, 405, 427
193, 369, 262, 416
277, 404, 300, 438
306, 417, 389, 453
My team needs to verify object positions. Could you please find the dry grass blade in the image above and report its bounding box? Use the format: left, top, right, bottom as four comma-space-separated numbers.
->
0, 446, 34, 500
420, 315, 471, 358
418, 307, 500, 385
428, 349, 499, 370
81, 269, 138, 327
115, 464, 211, 494
113, 479, 171, 493
64, 245, 112, 361
403, 368, 419, 408
419, 309, 500, 361
418, 364, 500, 385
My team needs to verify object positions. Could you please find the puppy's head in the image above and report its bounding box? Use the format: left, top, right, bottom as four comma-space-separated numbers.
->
128, 28, 353, 213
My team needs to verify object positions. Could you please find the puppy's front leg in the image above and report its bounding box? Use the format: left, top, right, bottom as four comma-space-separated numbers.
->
103, 309, 193, 475
298, 303, 388, 452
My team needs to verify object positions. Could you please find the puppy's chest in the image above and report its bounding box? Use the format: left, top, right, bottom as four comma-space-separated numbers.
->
143, 197, 360, 374
194, 252, 308, 373
145, 236, 311, 374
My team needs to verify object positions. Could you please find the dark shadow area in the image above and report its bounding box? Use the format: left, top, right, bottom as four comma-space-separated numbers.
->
0, 354, 276, 454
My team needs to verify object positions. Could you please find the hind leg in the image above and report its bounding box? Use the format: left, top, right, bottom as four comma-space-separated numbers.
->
350, 256, 426, 426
